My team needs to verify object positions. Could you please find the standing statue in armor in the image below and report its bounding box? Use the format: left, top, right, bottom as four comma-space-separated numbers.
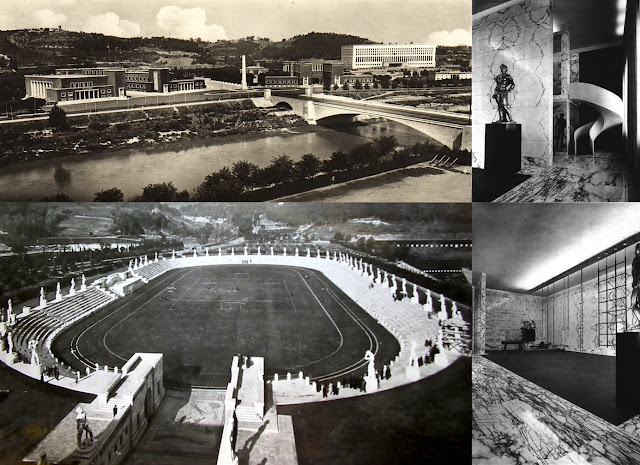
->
632, 244, 640, 315
493, 64, 515, 123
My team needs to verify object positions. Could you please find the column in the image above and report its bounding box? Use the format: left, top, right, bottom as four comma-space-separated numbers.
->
553, 29, 572, 156
473, 272, 487, 355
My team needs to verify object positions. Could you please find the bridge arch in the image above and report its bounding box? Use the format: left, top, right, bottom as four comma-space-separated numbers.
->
268, 94, 470, 151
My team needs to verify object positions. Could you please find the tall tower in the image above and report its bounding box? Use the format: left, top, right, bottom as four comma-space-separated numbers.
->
241, 55, 248, 90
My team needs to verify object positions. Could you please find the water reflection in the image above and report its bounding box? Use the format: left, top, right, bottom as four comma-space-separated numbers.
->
0, 121, 431, 201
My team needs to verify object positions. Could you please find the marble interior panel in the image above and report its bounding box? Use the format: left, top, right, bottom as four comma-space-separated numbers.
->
485, 289, 544, 351
495, 160, 626, 202
473, 0, 553, 169
473, 356, 640, 465
570, 53, 580, 83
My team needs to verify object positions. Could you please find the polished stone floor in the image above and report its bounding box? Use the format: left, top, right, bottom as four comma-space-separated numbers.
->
473, 356, 640, 464
493, 152, 628, 202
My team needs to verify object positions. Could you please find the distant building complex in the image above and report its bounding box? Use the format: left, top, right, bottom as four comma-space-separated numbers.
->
265, 59, 376, 88
341, 44, 436, 70
24, 67, 206, 103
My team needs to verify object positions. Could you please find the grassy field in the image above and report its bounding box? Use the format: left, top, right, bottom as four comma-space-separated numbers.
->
53, 265, 400, 387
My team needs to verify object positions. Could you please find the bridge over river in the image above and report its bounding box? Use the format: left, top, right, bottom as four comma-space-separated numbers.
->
268, 89, 471, 151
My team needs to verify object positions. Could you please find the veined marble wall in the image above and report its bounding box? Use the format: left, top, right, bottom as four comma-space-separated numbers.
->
473, 273, 487, 355
485, 289, 544, 351
472, 0, 553, 172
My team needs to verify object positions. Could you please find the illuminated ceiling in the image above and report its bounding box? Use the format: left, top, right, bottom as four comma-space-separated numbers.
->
473, 204, 640, 294
473, 0, 626, 51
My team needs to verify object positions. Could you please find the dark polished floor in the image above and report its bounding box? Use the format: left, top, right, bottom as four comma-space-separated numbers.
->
485, 351, 639, 425
472, 168, 530, 201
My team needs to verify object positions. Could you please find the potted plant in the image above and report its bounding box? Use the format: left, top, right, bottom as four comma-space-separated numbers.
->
521, 320, 536, 342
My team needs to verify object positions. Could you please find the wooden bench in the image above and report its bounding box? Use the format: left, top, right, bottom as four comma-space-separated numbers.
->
501, 339, 524, 353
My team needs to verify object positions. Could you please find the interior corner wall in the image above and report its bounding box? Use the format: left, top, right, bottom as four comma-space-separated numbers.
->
485, 288, 544, 351
544, 274, 616, 356
472, 0, 553, 171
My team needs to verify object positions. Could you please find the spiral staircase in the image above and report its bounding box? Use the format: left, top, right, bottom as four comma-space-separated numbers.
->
569, 82, 624, 155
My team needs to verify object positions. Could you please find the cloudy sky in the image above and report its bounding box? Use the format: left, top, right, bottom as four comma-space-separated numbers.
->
0, 0, 471, 45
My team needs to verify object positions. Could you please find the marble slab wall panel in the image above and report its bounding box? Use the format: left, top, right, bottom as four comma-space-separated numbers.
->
473, 273, 487, 354
570, 53, 580, 83
473, 356, 640, 464
472, 0, 553, 171
485, 289, 544, 351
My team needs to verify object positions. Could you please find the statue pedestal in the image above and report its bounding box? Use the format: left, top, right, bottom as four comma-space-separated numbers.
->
484, 123, 521, 174
434, 350, 448, 367
405, 365, 420, 381
27, 363, 43, 378
364, 375, 378, 393
617, 332, 640, 407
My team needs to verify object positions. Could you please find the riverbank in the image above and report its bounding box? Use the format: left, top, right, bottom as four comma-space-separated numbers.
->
0, 99, 308, 167
275, 162, 471, 202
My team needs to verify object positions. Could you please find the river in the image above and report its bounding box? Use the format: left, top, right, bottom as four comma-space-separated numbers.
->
0, 120, 430, 201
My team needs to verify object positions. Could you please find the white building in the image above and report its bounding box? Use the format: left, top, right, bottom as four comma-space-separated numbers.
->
341, 44, 436, 70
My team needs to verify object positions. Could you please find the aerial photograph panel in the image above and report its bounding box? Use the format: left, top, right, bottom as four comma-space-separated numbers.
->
0, 0, 471, 202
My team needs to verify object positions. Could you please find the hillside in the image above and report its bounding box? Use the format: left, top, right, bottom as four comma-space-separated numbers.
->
0, 28, 203, 68
0, 29, 375, 69
258, 32, 375, 60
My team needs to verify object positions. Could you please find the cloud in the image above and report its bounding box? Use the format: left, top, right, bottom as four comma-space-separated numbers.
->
0, 14, 10, 29
156, 6, 228, 42
427, 29, 471, 46
84, 12, 141, 37
32, 10, 68, 28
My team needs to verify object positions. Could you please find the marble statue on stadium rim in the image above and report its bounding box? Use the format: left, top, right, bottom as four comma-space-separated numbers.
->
193, 249, 197, 258
438, 295, 448, 321
75, 407, 94, 448
28, 340, 41, 366
231, 247, 235, 256
257, 246, 261, 256
5, 299, 11, 322
402, 278, 408, 294
128, 260, 133, 272
81, 274, 86, 291
424, 290, 433, 314
219, 248, 223, 256
434, 327, 448, 367
317, 249, 321, 258
363, 350, 378, 392
55, 282, 62, 301
39, 287, 47, 307
283, 247, 287, 256
406, 340, 421, 381
452, 302, 460, 319
270, 247, 274, 256
206, 248, 210, 257
171, 250, 176, 259
244, 246, 248, 256
411, 284, 420, 304
7, 330, 14, 354
306, 247, 310, 257
69, 278, 76, 296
